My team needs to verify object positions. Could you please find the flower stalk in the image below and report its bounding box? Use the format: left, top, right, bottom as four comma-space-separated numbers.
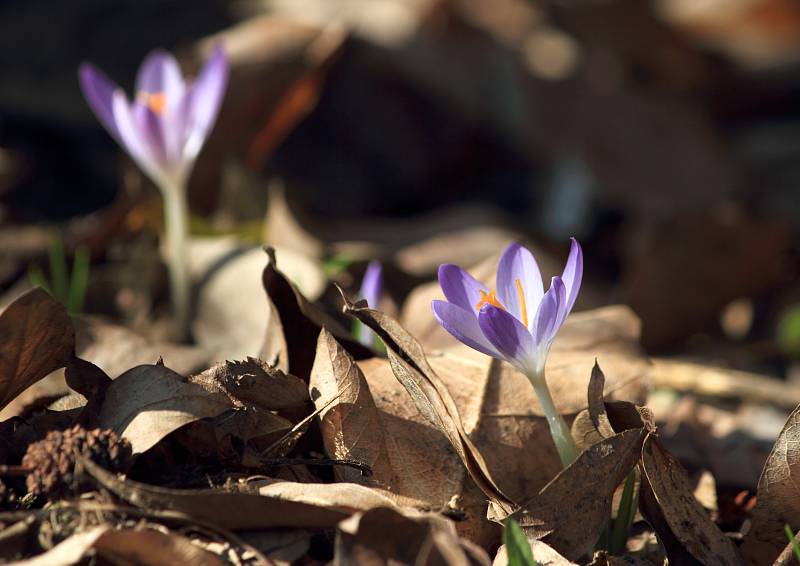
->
161, 181, 191, 340
527, 369, 578, 466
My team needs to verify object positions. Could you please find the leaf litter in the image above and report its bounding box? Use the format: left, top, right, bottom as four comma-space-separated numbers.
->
0, 248, 795, 565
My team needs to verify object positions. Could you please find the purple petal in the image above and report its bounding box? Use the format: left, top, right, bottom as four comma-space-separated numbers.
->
182, 44, 229, 162
496, 242, 544, 329
135, 49, 186, 112
533, 277, 566, 347
561, 238, 583, 315
438, 264, 489, 314
477, 304, 537, 370
133, 102, 168, 169
432, 301, 499, 358
111, 91, 162, 185
359, 261, 383, 307
78, 63, 120, 139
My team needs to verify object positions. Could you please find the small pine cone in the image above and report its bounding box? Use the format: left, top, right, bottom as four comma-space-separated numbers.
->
22, 425, 132, 500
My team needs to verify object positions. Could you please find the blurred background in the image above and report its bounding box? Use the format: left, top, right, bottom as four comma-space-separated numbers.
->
3, 0, 800, 489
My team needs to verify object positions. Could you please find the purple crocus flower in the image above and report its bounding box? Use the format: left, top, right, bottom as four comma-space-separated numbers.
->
78, 46, 229, 341
432, 239, 582, 376
356, 261, 383, 347
78, 45, 228, 190
432, 239, 583, 465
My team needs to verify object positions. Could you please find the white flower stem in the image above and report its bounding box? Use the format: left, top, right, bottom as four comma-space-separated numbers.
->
526, 368, 579, 467
159, 180, 191, 342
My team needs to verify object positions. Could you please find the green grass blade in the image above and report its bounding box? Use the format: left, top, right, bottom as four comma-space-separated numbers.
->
785, 524, 800, 562
609, 470, 637, 554
47, 233, 68, 303
504, 518, 538, 566
66, 245, 90, 315
27, 265, 51, 295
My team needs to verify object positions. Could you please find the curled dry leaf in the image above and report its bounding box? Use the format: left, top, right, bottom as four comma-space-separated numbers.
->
309, 329, 395, 484
741, 402, 800, 565
639, 434, 742, 566
81, 457, 352, 529
63, 356, 111, 427
0, 288, 75, 412
493, 540, 578, 566
335, 507, 492, 566
262, 247, 369, 379
189, 357, 309, 418
98, 364, 232, 454
252, 477, 399, 511
507, 428, 647, 561
341, 290, 514, 514
571, 362, 620, 450
10, 525, 225, 566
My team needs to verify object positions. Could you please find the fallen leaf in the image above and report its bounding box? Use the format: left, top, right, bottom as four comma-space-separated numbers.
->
309, 329, 394, 484
63, 356, 111, 427
11, 525, 225, 566
189, 357, 309, 417
190, 239, 324, 364
82, 457, 367, 529
336, 507, 492, 566
75, 316, 209, 378
98, 363, 232, 454
508, 428, 647, 561
741, 402, 800, 565
262, 248, 369, 379
0, 288, 75, 412
572, 362, 620, 450
640, 434, 742, 566
341, 291, 514, 514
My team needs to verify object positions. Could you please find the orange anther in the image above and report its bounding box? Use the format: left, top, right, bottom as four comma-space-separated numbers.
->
476, 290, 505, 311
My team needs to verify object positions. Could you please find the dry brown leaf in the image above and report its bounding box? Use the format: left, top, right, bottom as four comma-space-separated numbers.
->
190, 357, 309, 415
336, 507, 492, 566
10, 525, 225, 566
741, 402, 800, 565
98, 363, 232, 454
189, 239, 324, 364
640, 434, 742, 566
262, 248, 369, 379
0, 288, 75, 412
572, 362, 619, 450
75, 316, 209, 378
252, 477, 400, 511
341, 292, 514, 514
309, 329, 394, 484
82, 457, 352, 529
493, 540, 578, 566
63, 356, 111, 427
508, 428, 647, 561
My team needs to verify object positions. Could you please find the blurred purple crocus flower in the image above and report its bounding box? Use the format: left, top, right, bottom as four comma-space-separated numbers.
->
78, 46, 229, 341
432, 239, 583, 465
79, 46, 228, 190
356, 261, 383, 347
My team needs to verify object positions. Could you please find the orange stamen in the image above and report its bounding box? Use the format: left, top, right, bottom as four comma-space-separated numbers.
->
515, 278, 528, 327
476, 290, 505, 311
138, 91, 167, 115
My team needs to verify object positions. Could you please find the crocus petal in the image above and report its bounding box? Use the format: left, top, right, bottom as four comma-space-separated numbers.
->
136, 49, 186, 112
182, 44, 228, 162
496, 242, 544, 330
359, 261, 383, 307
438, 264, 489, 314
478, 304, 537, 371
433, 301, 499, 358
133, 102, 169, 170
78, 63, 120, 139
561, 238, 583, 315
112, 91, 163, 186
533, 277, 566, 348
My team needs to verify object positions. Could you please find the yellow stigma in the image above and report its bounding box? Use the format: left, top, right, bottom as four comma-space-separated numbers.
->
476, 289, 505, 311
515, 278, 529, 327
137, 91, 167, 115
